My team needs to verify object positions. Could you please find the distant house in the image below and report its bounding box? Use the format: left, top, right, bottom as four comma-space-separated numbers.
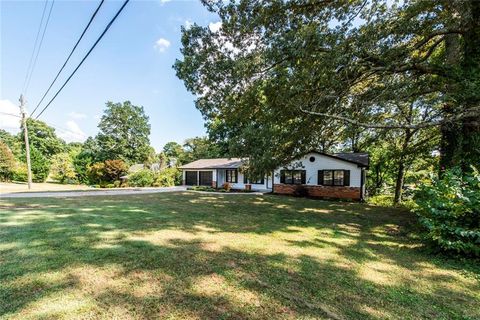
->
179, 151, 369, 200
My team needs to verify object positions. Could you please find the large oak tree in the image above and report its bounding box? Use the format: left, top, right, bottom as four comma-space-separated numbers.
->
174, 0, 480, 174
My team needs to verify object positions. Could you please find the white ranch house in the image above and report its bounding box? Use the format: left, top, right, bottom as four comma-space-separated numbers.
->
180, 151, 369, 200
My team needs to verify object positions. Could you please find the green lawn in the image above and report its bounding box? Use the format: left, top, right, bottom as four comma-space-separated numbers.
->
1, 193, 478, 319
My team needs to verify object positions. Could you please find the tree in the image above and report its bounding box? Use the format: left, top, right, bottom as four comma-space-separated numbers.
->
74, 137, 98, 184
0, 129, 22, 159
96, 101, 151, 163
0, 141, 15, 181
182, 136, 224, 163
50, 153, 76, 183
163, 142, 185, 162
20, 118, 65, 157
174, 0, 480, 174
104, 159, 128, 181
26, 146, 50, 182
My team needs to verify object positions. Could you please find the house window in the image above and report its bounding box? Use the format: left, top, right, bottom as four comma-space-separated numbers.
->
244, 175, 264, 184
309, 156, 315, 162
226, 169, 238, 183
318, 170, 350, 186
251, 177, 264, 184
280, 170, 306, 185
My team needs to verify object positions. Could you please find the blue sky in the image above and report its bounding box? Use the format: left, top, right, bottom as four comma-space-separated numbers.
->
1, 0, 218, 151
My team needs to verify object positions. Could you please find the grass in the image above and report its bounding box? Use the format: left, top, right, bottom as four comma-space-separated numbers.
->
0, 192, 478, 319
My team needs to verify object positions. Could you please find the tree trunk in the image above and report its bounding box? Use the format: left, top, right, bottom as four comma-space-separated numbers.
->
460, 0, 480, 171
394, 129, 412, 204
439, 32, 462, 170
440, 1, 480, 171
394, 161, 405, 204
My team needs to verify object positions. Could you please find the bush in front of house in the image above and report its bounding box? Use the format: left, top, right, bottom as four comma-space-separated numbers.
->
153, 167, 181, 187
414, 167, 480, 256
128, 169, 154, 187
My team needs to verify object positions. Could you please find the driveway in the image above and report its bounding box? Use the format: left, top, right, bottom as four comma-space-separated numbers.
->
0, 186, 187, 198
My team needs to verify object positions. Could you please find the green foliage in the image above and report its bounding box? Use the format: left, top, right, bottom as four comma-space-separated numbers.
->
182, 136, 225, 163
414, 168, 480, 256
27, 146, 50, 182
128, 169, 154, 187
188, 186, 216, 192
163, 142, 184, 161
21, 118, 65, 157
153, 167, 181, 187
96, 101, 151, 163
87, 162, 106, 185
11, 164, 28, 182
174, 0, 480, 173
104, 159, 128, 181
74, 137, 98, 183
0, 140, 15, 181
50, 153, 76, 184
0, 129, 22, 160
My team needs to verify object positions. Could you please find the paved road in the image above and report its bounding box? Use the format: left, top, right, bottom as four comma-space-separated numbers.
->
0, 186, 187, 198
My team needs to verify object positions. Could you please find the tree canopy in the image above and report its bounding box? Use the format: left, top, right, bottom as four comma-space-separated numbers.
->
174, 0, 480, 174
96, 101, 152, 163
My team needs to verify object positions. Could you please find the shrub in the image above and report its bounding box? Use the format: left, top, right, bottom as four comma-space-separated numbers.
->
50, 153, 76, 183
293, 185, 308, 197
113, 180, 121, 188
12, 164, 28, 182
87, 162, 106, 184
188, 186, 216, 192
73, 151, 93, 184
0, 141, 15, 181
154, 167, 181, 187
414, 167, 480, 256
104, 159, 128, 181
222, 182, 231, 191
28, 147, 50, 182
128, 169, 154, 187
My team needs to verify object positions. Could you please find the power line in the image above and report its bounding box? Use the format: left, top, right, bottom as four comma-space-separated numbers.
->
22, 0, 48, 94
0, 112, 84, 139
30, 0, 105, 117
23, 0, 55, 96
35, 0, 130, 120
0, 111, 21, 118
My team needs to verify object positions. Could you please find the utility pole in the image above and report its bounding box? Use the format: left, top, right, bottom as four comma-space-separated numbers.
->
19, 95, 33, 189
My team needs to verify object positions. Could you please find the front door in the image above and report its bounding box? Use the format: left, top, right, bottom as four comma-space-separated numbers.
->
199, 171, 213, 186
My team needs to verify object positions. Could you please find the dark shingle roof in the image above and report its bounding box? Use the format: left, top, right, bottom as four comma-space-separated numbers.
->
333, 152, 369, 167
179, 158, 245, 169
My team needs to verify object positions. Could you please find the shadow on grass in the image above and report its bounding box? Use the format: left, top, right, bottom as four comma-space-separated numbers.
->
0, 192, 479, 319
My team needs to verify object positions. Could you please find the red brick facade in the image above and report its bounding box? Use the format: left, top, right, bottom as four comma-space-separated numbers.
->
273, 184, 361, 200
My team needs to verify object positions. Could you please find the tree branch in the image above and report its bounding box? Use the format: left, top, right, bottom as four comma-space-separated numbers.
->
299, 107, 480, 130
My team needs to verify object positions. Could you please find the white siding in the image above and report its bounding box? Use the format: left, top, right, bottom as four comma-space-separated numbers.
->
273, 152, 363, 187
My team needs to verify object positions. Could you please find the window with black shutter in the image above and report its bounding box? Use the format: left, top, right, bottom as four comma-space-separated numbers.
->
226, 169, 238, 183
280, 170, 306, 185
318, 170, 350, 186
244, 174, 265, 184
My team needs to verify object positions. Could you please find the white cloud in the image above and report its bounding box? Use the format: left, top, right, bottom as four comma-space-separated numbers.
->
57, 120, 86, 143
154, 38, 171, 53
0, 99, 21, 134
160, 0, 171, 4
68, 111, 87, 120
209, 21, 222, 33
